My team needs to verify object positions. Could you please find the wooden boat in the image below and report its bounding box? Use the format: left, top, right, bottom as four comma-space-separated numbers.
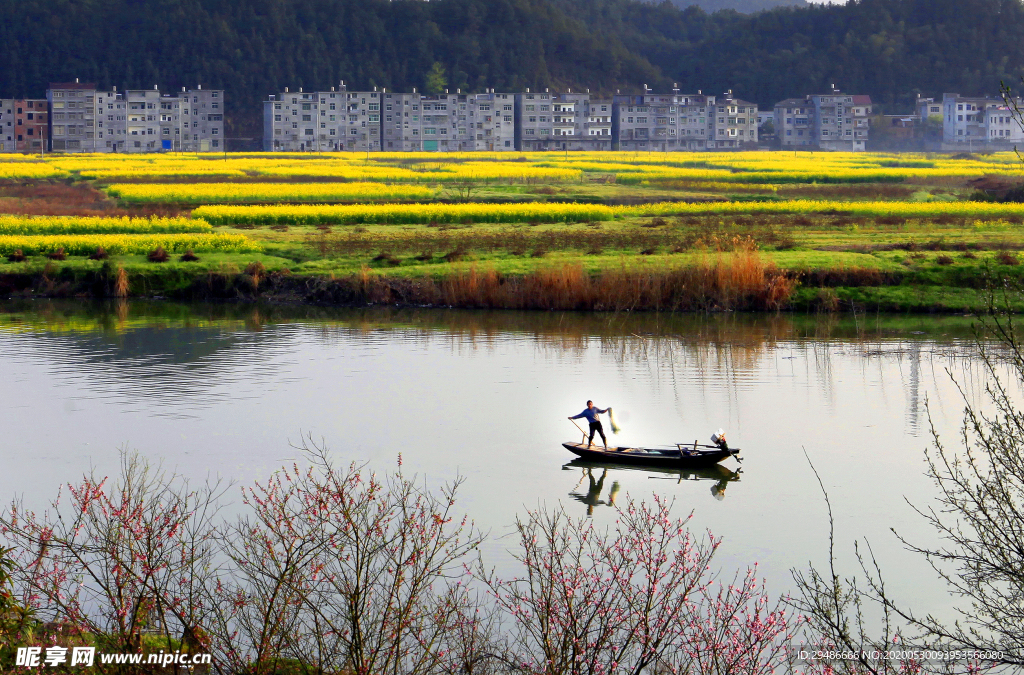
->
562, 441, 739, 469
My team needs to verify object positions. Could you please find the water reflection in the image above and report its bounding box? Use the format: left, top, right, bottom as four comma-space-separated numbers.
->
0, 300, 989, 435
0, 298, 1010, 622
563, 459, 742, 514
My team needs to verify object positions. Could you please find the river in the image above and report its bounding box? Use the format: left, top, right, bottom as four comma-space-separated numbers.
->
0, 300, 1002, 623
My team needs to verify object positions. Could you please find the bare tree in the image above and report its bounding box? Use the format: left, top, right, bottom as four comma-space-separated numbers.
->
791, 292, 1024, 674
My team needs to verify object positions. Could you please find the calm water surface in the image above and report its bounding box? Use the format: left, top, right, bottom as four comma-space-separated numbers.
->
0, 300, 1000, 620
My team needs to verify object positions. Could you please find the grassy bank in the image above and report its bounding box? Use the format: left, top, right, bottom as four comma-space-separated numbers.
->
4, 151, 1024, 312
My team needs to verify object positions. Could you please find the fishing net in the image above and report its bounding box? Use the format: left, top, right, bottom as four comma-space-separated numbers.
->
608, 407, 622, 434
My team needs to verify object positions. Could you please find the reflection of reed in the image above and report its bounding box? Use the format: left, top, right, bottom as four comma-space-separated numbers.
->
115, 299, 129, 326
0, 299, 1013, 435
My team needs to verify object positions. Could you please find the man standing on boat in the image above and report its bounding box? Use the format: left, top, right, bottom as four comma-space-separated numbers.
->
569, 400, 610, 450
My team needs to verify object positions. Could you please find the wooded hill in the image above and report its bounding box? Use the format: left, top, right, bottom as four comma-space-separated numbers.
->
0, 0, 1021, 145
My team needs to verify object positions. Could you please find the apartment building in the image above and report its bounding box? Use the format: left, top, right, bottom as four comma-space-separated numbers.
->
16, 100, 48, 151
941, 93, 1024, 148
334, 87, 382, 151
382, 90, 424, 151
45, 81, 223, 152
516, 89, 602, 151
708, 91, 758, 149
0, 99, 48, 151
264, 84, 381, 152
849, 95, 872, 148
917, 96, 941, 123
774, 97, 815, 147
47, 81, 105, 152
0, 100, 11, 150
124, 88, 163, 151
177, 87, 224, 152
380, 89, 514, 151
467, 91, 515, 151
260, 84, 766, 153
809, 90, 870, 151
613, 89, 716, 151
584, 98, 614, 148
120, 86, 224, 152
773, 90, 871, 150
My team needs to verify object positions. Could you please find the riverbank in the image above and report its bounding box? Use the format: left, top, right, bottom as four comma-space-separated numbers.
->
2, 253, 1020, 313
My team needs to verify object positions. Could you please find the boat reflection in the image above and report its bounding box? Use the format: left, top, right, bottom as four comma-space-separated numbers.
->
563, 459, 742, 514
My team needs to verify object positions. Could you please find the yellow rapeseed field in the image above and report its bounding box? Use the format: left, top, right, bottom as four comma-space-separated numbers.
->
0, 232, 258, 256
0, 215, 210, 235
632, 199, 1024, 217
106, 183, 436, 204
194, 202, 616, 225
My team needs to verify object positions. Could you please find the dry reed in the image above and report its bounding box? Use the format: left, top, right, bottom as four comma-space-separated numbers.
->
113, 267, 129, 298
348, 250, 793, 311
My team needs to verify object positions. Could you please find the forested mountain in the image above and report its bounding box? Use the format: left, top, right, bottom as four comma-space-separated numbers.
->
639, 0, 810, 16
0, 0, 1022, 144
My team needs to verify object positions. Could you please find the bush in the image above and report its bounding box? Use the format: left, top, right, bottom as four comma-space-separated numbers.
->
996, 250, 1019, 266
147, 247, 169, 263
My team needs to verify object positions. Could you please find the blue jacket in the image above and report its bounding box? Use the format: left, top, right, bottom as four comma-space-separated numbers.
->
571, 407, 608, 424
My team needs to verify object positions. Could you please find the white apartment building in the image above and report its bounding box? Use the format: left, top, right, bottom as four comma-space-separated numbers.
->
773, 90, 871, 150
177, 87, 224, 152
584, 98, 613, 148
942, 93, 1024, 148
467, 91, 515, 151
47, 81, 107, 152
383, 90, 424, 151
516, 89, 606, 151
774, 97, 815, 147
0, 100, 13, 150
809, 90, 869, 151
264, 84, 381, 152
613, 88, 717, 151
708, 91, 759, 149
46, 80, 223, 152
380, 89, 513, 151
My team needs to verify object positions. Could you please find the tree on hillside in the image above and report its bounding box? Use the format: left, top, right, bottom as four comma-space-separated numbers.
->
425, 62, 448, 95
